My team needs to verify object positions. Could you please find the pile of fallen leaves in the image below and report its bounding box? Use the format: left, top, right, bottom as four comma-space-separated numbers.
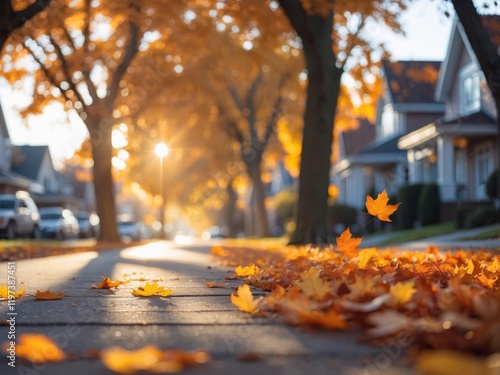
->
214, 190, 500, 372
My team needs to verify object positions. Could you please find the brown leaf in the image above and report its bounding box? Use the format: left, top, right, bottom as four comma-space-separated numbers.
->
35, 289, 64, 300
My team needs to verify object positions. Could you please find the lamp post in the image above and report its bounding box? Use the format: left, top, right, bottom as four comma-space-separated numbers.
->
155, 143, 169, 239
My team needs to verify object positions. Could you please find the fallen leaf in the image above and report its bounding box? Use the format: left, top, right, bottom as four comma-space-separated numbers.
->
4, 333, 66, 364
416, 350, 493, 375
357, 248, 378, 269
295, 308, 346, 330
132, 282, 174, 297
235, 264, 259, 277
336, 227, 362, 258
93, 276, 122, 289
35, 289, 64, 300
0, 284, 25, 300
366, 310, 411, 337
100, 345, 210, 374
295, 267, 331, 300
365, 189, 400, 222
389, 280, 416, 305
205, 281, 225, 288
231, 284, 259, 314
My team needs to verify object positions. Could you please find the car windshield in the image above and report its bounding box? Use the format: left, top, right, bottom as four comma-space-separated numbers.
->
0, 200, 15, 209
41, 213, 62, 220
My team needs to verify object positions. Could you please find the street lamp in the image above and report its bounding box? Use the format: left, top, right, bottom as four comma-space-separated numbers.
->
155, 143, 169, 239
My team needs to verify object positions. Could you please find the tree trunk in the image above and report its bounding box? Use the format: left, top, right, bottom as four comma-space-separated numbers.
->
224, 179, 238, 237
278, 0, 342, 244
88, 117, 121, 242
450, 0, 500, 211
244, 154, 271, 238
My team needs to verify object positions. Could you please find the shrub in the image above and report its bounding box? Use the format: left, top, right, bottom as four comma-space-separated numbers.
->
417, 184, 441, 226
465, 206, 498, 228
486, 168, 499, 200
272, 190, 297, 227
396, 184, 424, 229
453, 206, 475, 229
326, 203, 358, 235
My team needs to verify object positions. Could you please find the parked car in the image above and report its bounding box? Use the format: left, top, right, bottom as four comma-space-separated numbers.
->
118, 216, 145, 241
0, 191, 41, 239
39, 207, 79, 239
76, 211, 99, 238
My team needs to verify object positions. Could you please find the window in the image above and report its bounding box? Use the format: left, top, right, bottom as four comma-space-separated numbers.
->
381, 105, 396, 137
462, 73, 480, 114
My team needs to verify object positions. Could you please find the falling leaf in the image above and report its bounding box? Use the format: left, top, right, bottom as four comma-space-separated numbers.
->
416, 350, 493, 375
231, 284, 259, 314
235, 264, 259, 277
4, 333, 66, 364
389, 280, 416, 305
336, 227, 362, 258
35, 289, 64, 300
205, 281, 225, 288
132, 282, 174, 297
101, 345, 210, 374
365, 189, 400, 222
295, 268, 330, 300
0, 284, 25, 300
93, 276, 122, 289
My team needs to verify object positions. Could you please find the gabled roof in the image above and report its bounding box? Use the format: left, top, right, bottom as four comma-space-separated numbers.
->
435, 15, 500, 101
340, 118, 376, 156
358, 135, 405, 156
382, 60, 442, 105
11, 145, 52, 180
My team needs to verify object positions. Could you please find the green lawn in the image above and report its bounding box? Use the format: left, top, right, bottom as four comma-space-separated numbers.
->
372, 221, 456, 247
459, 227, 500, 240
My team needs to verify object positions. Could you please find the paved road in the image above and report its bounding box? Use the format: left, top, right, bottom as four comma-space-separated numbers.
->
0, 241, 415, 375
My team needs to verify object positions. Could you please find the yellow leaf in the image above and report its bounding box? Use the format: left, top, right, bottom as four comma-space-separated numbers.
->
476, 273, 498, 289
4, 334, 66, 364
416, 350, 493, 375
231, 284, 259, 314
93, 276, 122, 289
336, 227, 362, 258
132, 282, 174, 297
0, 284, 25, 300
486, 257, 500, 273
365, 189, 400, 222
101, 345, 210, 374
35, 289, 64, 300
211, 246, 228, 257
389, 280, 416, 305
295, 268, 330, 300
235, 264, 259, 277
357, 248, 378, 269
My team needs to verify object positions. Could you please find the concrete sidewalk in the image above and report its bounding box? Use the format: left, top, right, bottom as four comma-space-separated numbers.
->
0, 241, 415, 375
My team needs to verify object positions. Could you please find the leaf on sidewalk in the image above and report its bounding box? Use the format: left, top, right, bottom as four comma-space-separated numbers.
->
93, 276, 122, 289
0, 284, 25, 300
132, 282, 174, 297
231, 284, 259, 314
294, 267, 331, 300
5, 333, 66, 364
100, 345, 210, 374
205, 281, 225, 288
415, 350, 493, 375
235, 264, 259, 277
35, 289, 64, 300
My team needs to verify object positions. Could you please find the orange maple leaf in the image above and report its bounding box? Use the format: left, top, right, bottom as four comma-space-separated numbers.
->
35, 289, 64, 300
132, 282, 174, 297
100, 345, 210, 374
235, 264, 259, 277
295, 267, 331, 300
365, 189, 400, 222
5, 333, 66, 364
205, 281, 225, 288
336, 227, 362, 258
231, 284, 259, 314
93, 276, 122, 289
0, 284, 25, 300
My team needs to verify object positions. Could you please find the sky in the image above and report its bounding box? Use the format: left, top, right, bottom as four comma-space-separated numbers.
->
0, 0, 454, 167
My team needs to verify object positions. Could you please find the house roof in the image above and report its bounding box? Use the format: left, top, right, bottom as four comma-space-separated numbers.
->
358, 135, 405, 156
382, 60, 442, 105
340, 118, 376, 156
436, 110, 496, 126
436, 15, 500, 101
11, 145, 52, 180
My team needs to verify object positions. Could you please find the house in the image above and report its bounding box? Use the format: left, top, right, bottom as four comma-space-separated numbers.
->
398, 16, 499, 210
333, 60, 445, 210
10, 145, 84, 211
